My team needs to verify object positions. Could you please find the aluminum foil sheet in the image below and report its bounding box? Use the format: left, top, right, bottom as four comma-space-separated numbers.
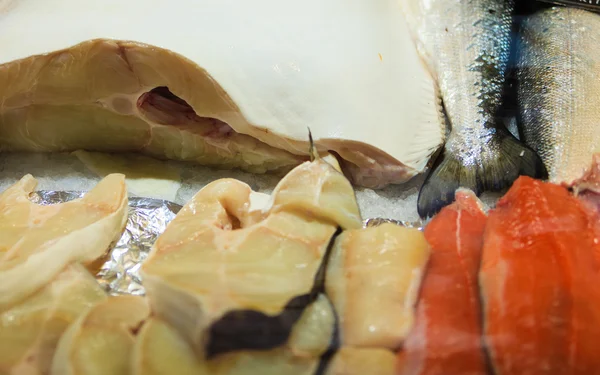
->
30, 191, 182, 296
363, 217, 425, 231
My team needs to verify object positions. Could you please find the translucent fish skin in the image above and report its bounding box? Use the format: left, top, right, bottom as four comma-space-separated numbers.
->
518, 7, 600, 185
399, 190, 488, 375
402, 0, 546, 218
480, 176, 600, 375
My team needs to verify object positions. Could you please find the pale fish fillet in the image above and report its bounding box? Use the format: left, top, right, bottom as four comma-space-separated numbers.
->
0, 264, 107, 375
132, 295, 334, 375
0, 0, 444, 188
50, 296, 150, 375
325, 223, 430, 351
0, 173, 128, 310
518, 6, 600, 185
323, 347, 397, 375
140, 155, 361, 359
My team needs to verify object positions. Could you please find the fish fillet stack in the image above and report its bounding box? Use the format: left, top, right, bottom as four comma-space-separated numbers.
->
3, 151, 600, 374
139, 154, 433, 375
0, 151, 435, 374
0, 174, 128, 374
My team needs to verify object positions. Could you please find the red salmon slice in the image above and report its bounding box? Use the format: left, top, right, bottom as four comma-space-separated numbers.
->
481, 176, 600, 375
398, 189, 488, 375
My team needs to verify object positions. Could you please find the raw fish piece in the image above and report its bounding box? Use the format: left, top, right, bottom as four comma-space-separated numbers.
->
0, 0, 444, 188
399, 190, 488, 375
518, 7, 600, 186
0, 173, 128, 310
573, 155, 600, 214
400, 0, 546, 218
323, 347, 396, 375
51, 296, 150, 375
325, 223, 430, 350
480, 176, 600, 375
0, 265, 107, 375
132, 294, 333, 375
140, 156, 361, 358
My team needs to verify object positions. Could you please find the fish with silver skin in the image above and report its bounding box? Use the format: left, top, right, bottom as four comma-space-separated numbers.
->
400, 0, 547, 219
518, 6, 600, 186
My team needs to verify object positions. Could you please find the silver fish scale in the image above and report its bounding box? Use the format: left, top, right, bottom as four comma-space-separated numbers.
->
518, 6, 600, 184
422, 0, 514, 166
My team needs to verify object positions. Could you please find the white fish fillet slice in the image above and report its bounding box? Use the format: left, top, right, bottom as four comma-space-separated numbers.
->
51, 296, 150, 375
0, 173, 128, 310
0, 0, 444, 188
325, 223, 430, 350
0, 264, 107, 375
132, 295, 334, 375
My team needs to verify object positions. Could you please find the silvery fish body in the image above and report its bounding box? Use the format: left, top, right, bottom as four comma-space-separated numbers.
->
518, 6, 600, 185
400, 0, 547, 218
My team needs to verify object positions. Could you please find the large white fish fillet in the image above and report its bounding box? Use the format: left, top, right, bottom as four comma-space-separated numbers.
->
0, 173, 128, 310
0, 0, 443, 188
140, 155, 362, 358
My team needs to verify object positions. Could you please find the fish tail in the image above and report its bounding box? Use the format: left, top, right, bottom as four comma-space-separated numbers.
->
417, 130, 548, 219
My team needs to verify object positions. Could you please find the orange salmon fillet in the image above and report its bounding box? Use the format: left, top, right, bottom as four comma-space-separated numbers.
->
481, 176, 600, 375
398, 190, 488, 375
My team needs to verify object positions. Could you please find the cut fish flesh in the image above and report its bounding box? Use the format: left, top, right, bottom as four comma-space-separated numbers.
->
140, 156, 361, 358
480, 176, 600, 375
0, 264, 107, 375
325, 223, 430, 350
0, 173, 128, 310
132, 294, 334, 375
51, 296, 150, 375
399, 190, 488, 375
323, 347, 397, 375
0, 0, 444, 188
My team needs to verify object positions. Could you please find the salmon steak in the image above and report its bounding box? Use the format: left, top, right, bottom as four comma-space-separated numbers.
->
398, 190, 488, 375
480, 176, 600, 375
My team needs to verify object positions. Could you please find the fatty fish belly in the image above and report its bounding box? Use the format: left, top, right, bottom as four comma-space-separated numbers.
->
132, 294, 335, 375
140, 156, 362, 359
399, 190, 488, 375
480, 176, 600, 375
0, 265, 107, 375
325, 223, 430, 350
518, 7, 600, 185
0, 0, 445, 188
0, 173, 128, 310
50, 296, 150, 375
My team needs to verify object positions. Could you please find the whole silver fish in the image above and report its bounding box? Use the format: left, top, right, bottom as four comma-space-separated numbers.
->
400, 0, 546, 218
518, 6, 600, 186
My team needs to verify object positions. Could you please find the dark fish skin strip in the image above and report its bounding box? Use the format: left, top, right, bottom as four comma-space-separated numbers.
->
205, 227, 342, 359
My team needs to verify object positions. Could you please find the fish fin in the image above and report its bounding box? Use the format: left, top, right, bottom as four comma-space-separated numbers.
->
417, 130, 548, 219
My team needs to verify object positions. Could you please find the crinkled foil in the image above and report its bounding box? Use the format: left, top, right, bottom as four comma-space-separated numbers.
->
30, 191, 182, 296
363, 217, 425, 231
